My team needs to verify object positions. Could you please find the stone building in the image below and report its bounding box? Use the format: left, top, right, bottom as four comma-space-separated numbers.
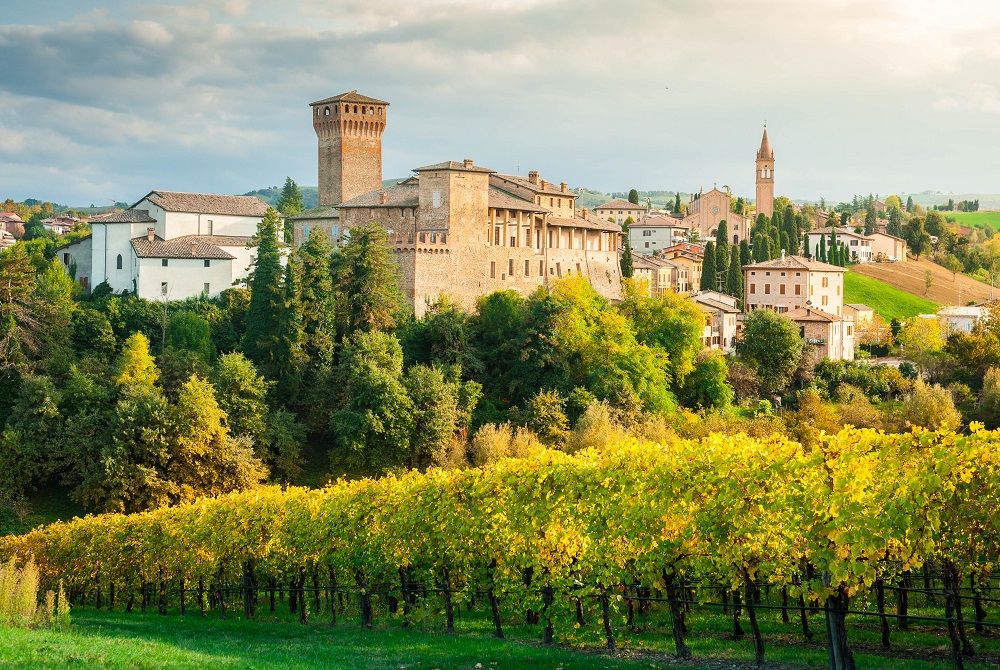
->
594, 198, 648, 224
632, 254, 678, 296
294, 91, 623, 316
784, 307, 855, 362
693, 291, 740, 352
743, 254, 846, 317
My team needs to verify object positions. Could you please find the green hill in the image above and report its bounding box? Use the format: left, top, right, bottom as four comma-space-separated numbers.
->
942, 210, 1000, 232
843, 271, 938, 322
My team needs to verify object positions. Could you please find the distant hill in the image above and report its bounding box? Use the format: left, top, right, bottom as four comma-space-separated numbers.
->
849, 257, 995, 310
903, 191, 1000, 210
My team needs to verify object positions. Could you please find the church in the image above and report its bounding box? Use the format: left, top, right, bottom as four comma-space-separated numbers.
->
676, 128, 775, 243
292, 92, 623, 316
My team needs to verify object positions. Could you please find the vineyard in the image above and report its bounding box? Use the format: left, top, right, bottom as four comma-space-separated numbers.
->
4, 426, 1000, 669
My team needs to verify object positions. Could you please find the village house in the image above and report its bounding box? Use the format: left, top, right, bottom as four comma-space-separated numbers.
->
693, 291, 740, 352
628, 215, 689, 255
843, 303, 874, 328
631, 254, 678, 297
784, 307, 855, 362
660, 242, 704, 293
594, 198, 648, 224
805, 227, 874, 263
743, 254, 846, 317
56, 190, 270, 299
868, 232, 907, 262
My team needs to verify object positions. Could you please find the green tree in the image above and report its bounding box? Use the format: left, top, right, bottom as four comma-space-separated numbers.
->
296, 229, 336, 367
701, 241, 717, 290
331, 222, 404, 337
735, 309, 804, 396
887, 206, 903, 238
739, 239, 750, 267
627, 189, 639, 205
166, 311, 213, 363
115, 333, 159, 388
674, 193, 682, 214
819, 232, 827, 262
404, 364, 460, 470
619, 281, 703, 388
277, 177, 303, 244
71, 309, 117, 360
243, 208, 285, 370
211, 352, 271, 442
864, 202, 877, 235
679, 351, 732, 409
904, 216, 931, 259
0, 375, 63, 495
727, 244, 743, 299
620, 216, 634, 279
0, 245, 41, 375
524, 388, 569, 447
901, 379, 961, 430
715, 220, 729, 277
906, 195, 914, 211
329, 331, 414, 476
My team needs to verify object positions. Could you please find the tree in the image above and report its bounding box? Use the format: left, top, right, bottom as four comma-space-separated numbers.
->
0, 375, 63, 495
906, 195, 914, 212
166, 311, 213, 363
620, 216, 634, 279
735, 309, 804, 396
803, 232, 811, 258
979, 367, 1000, 428
277, 177, 304, 243
403, 364, 463, 470
211, 352, 271, 442
885, 195, 901, 210
296, 229, 336, 367
904, 216, 931, 259
619, 281, 703, 389
524, 388, 569, 447
331, 222, 403, 337
679, 351, 732, 409
739, 239, 750, 267
243, 208, 285, 370
939, 253, 963, 280
727, 244, 743, 300
627, 189, 640, 205
895, 317, 942, 375
115, 333, 159, 388
924, 210, 946, 238
819, 232, 827, 262
329, 331, 414, 476
701, 241, 717, 290
887, 206, 903, 238
715, 220, 730, 277
674, 193, 682, 214
901, 379, 961, 429
71, 308, 117, 360
864, 202, 877, 235
0, 245, 42, 374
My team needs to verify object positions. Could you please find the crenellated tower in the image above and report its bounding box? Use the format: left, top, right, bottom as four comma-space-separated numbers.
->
310, 91, 389, 207
755, 126, 774, 219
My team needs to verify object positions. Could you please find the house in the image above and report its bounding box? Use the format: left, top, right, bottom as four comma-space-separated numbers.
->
784, 307, 855, 363
693, 291, 740, 352
868, 232, 907, 262
660, 243, 704, 293
56, 190, 271, 299
937, 305, 984, 334
843, 303, 874, 328
0, 230, 16, 250
805, 227, 873, 263
632, 254, 678, 297
594, 198, 648, 225
42, 216, 79, 236
628, 215, 690, 255
743, 254, 846, 317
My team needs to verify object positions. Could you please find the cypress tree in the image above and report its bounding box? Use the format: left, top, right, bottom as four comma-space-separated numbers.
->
701, 241, 717, 291
906, 195, 914, 212
674, 193, 682, 214
803, 232, 811, 258
244, 208, 285, 372
887, 206, 903, 237
740, 239, 750, 267
819, 233, 827, 262
716, 221, 730, 276
272, 255, 306, 400
769, 226, 780, 259
297, 229, 336, 367
620, 217, 634, 278
752, 233, 767, 263
277, 177, 304, 244
779, 231, 790, 258
727, 244, 743, 300
829, 229, 837, 264
772, 208, 783, 234
628, 189, 640, 205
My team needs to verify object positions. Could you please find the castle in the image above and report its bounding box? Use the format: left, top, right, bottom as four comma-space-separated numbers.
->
292, 92, 623, 316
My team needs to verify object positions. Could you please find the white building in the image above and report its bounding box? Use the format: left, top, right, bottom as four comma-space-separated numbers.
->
56, 190, 271, 300
805, 227, 873, 263
628, 215, 690, 255
937, 305, 984, 334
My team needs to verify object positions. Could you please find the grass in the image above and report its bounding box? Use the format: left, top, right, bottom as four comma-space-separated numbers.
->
3, 597, 997, 670
943, 211, 1000, 232
844, 271, 939, 321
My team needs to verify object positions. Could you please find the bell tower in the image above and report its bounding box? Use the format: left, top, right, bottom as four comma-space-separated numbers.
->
755, 126, 774, 219
310, 91, 389, 207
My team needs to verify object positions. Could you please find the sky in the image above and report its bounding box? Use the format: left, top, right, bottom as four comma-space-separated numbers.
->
3, 0, 1000, 206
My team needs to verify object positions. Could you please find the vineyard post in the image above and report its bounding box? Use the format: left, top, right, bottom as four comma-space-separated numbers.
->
781, 585, 790, 624
141, 581, 147, 614
355, 571, 373, 629
732, 588, 745, 638
971, 573, 986, 634
398, 567, 410, 625
158, 568, 166, 616
312, 569, 320, 615
599, 584, 617, 652
329, 568, 338, 626
942, 560, 973, 662
268, 577, 275, 614
487, 561, 503, 639
625, 582, 635, 631
541, 584, 555, 644
663, 569, 691, 659
896, 577, 909, 630
242, 561, 254, 620
875, 578, 890, 648
298, 568, 308, 625
180, 578, 186, 616
108, 582, 115, 610
743, 574, 765, 666
823, 581, 856, 670
440, 566, 455, 634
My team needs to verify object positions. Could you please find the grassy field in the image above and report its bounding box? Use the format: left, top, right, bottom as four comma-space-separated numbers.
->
944, 210, 1000, 231
844, 271, 939, 321
3, 603, 997, 670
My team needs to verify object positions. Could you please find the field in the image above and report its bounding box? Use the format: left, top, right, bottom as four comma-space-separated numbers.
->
944, 210, 1000, 231
3, 606, 997, 670
849, 257, 996, 310
843, 271, 939, 321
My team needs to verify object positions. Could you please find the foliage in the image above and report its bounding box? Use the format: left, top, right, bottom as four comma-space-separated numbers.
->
900, 379, 962, 430
619, 217, 634, 279
166, 311, 213, 363
243, 208, 286, 375
524, 389, 569, 447
0, 556, 69, 630
735, 309, 803, 396
115, 333, 159, 388
331, 222, 404, 337
700, 241, 716, 290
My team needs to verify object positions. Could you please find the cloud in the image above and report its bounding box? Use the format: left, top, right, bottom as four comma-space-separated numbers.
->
3, 0, 1000, 204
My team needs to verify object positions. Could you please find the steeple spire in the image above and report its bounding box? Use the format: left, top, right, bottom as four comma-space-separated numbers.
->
757, 127, 773, 159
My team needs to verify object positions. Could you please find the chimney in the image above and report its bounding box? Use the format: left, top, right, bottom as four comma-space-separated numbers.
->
380, 191, 388, 205
528, 171, 540, 185
581, 207, 588, 219
191, 241, 198, 255
463, 158, 474, 168
146, 227, 155, 242
560, 182, 568, 193
541, 179, 549, 190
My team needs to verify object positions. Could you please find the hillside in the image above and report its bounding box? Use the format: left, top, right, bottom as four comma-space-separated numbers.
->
850, 257, 995, 307
943, 210, 1000, 232
843, 273, 938, 321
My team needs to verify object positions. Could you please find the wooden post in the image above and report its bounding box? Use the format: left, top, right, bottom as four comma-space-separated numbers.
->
355, 571, 373, 629
329, 569, 338, 626
744, 577, 765, 667
664, 569, 691, 659
875, 579, 890, 649
599, 584, 617, 652
896, 578, 909, 630
109, 582, 115, 611
158, 569, 166, 615
541, 585, 554, 644
971, 573, 986, 634
781, 585, 790, 624
298, 569, 308, 625
440, 567, 454, 634
732, 589, 745, 639
199, 577, 206, 617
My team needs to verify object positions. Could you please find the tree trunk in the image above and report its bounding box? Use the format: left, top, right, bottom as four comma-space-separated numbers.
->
781, 585, 790, 624
298, 569, 308, 625
732, 589, 745, 639
824, 587, 856, 670
243, 562, 255, 620
109, 582, 116, 611
198, 577, 206, 617
329, 569, 338, 626
896, 577, 909, 630
355, 571, 373, 629
541, 585, 555, 644
942, 560, 971, 664
663, 569, 691, 659
875, 579, 890, 648
744, 576, 765, 667
440, 567, 454, 634
971, 573, 986, 634
599, 585, 617, 652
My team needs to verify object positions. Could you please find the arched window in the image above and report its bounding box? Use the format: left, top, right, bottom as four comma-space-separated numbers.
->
361, 106, 366, 114
324, 106, 330, 116
353, 105, 358, 113
344, 104, 349, 113
116, 254, 123, 270
733, 234, 738, 244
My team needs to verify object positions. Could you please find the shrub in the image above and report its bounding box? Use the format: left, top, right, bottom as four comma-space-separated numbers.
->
0, 556, 69, 629
470, 423, 543, 466
901, 379, 962, 430
566, 402, 627, 453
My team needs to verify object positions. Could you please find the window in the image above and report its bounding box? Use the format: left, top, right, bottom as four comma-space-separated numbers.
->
490, 261, 496, 278
331, 225, 339, 239
539, 260, 544, 276
494, 227, 501, 245
576, 263, 582, 273
207, 220, 213, 235
847, 325, 853, 335
779, 284, 785, 295
837, 285, 841, 296
795, 284, 801, 295
549, 198, 554, 207
203, 283, 210, 296
116, 254, 123, 270
556, 262, 562, 277
764, 284, 770, 294
822, 295, 829, 306
160, 282, 168, 295
432, 191, 441, 208
508, 258, 514, 276
63, 253, 70, 264
162, 259, 168, 267
304, 225, 310, 238
510, 236, 516, 247
525, 259, 530, 276
749, 284, 755, 294
645, 242, 650, 248
203, 259, 210, 268
822, 276, 829, 288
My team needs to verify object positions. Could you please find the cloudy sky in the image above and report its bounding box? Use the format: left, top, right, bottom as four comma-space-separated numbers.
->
2, 0, 1000, 206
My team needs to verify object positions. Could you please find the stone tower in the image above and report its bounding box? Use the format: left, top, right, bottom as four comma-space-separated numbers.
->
310, 91, 389, 207
755, 127, 774, 219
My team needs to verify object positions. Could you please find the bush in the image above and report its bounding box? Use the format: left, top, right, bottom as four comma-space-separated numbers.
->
566, 401, 627, 453
469, 423, 543, 466
901, 380, 962, 430
0, 556, 69, 629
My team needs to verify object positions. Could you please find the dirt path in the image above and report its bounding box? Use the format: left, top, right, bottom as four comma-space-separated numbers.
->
851, 256, 997, 305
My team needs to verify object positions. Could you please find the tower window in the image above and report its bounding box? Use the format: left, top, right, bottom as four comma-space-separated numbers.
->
344, 105, 349, 113
432, 191, 441, 208
353, 105, 358, 113
116, 254, 123, 270
525, 259, 530, 276
508, 259, 514, 276
324, 106, 330, 116
490, 261, 496, 278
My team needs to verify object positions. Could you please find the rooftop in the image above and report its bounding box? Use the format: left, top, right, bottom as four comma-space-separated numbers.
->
596, 198, 647, 210
310, 90, 390, 107
136, 190, 271, 217
96, 208, 157, 224
339, 181, 420, 209
784, 307, 841, 322
413, 160, 495, 174
742, 255, 844, 272
130, 234, 247, 260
